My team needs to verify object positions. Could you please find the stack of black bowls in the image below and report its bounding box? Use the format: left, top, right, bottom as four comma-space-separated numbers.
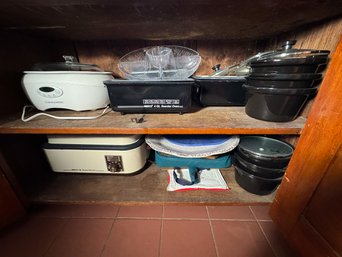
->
234, 136, 294, 195
243, 40, 330, 122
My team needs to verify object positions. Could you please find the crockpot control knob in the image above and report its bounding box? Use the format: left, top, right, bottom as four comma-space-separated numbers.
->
282, 40, 297, 50
212, 64, 221, 72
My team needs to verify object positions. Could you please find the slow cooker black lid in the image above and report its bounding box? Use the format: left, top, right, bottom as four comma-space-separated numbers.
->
250, 54, 328, 66
211, 40, 329, 76
250, 40, 330, 65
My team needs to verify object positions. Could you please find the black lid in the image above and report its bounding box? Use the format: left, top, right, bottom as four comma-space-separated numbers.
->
250, 40, 330, 66
210, 40, 329, 76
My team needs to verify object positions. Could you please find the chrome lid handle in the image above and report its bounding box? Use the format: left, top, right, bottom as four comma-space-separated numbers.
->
282, 40, 297, 50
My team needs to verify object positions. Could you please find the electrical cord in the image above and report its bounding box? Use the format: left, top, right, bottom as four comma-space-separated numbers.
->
21, 105, 111, 122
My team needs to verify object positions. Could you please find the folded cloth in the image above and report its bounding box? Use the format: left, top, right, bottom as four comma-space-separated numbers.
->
167, 168, 229, 192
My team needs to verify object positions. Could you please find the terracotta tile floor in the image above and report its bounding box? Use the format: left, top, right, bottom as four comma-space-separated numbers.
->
0, 204, 298, 257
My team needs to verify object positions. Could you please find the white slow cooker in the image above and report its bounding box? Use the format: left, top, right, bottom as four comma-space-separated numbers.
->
22, 56, 113, 111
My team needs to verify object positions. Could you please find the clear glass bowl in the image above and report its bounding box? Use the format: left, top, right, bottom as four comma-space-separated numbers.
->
118, 45, 201, 80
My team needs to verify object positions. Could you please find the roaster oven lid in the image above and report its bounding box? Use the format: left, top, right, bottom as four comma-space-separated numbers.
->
30, 56, 104, 72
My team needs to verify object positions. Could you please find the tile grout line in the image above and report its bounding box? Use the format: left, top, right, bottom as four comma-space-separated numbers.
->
116, 216, 163, 220
206, 206, 220, 257
37, 216, 120, 219
162, 217, 209, 221
249, 206, 279, 257
158, 205, 165, 257
42, 217, 70, 257
34, 216, 257, 221
99, 206, 120, 257
115, 217, 256, 221
210, 218, 256, 222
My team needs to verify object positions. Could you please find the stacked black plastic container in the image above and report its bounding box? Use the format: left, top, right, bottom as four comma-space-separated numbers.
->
233, 136, 294, 195
243, 40, 330, 122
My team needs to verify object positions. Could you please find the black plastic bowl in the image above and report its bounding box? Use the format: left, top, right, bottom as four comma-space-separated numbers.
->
236, 136, 294, 169
246, 73, 322, 88
243, 84, 318, 122
234, 152, 285, 178
234, 165, 283, 195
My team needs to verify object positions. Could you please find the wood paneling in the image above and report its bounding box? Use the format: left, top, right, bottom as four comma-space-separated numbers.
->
0, 1, 341, 40
76, 16, 342, 78
273, 16, 342, 54
76, 40, 146, 77
286, 217, 338, 257
196, 40, 268, 75
269, 35, 342, 246
304, 145, 342, 255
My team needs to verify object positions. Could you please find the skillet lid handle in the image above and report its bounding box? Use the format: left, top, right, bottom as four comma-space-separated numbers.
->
282, 40, 297, 50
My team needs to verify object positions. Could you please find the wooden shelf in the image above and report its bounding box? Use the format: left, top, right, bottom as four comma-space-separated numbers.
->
0, 107, 305, 135
30, 164, 275, 205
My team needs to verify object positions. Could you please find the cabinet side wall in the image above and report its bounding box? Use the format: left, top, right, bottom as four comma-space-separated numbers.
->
0, 32, 75, 117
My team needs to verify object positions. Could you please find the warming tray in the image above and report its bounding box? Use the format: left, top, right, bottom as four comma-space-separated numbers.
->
104, 79, 200, 114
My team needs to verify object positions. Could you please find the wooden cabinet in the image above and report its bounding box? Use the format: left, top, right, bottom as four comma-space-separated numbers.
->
0, 2, 341, 254
270, 39, 342, 257
0, 1, 341, 204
